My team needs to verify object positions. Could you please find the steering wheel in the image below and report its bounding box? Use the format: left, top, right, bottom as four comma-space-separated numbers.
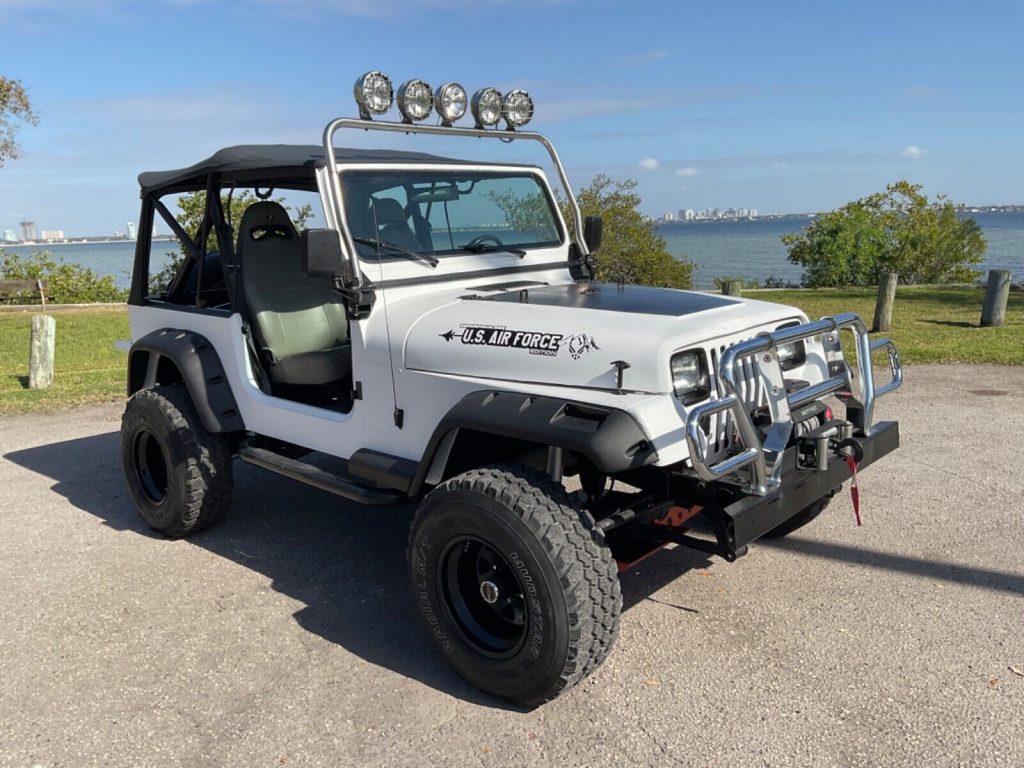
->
466, 234, 504, 248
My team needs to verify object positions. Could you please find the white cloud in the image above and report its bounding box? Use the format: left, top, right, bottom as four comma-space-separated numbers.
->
675, 166, 700, 177
901, 145, 927, 159
638, 157, 660, 171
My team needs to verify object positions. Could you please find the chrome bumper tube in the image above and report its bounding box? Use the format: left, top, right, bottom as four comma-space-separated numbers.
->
684, 313, 902, 495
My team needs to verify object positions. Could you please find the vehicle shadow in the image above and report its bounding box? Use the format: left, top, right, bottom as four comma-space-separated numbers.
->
3, 431, 710, 708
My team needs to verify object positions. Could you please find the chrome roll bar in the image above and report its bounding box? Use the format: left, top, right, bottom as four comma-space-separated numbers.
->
684, 313, 902, 495
321, 118, 587, 289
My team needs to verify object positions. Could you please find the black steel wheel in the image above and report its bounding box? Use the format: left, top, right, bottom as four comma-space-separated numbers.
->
408, 464, 621, 706
440, 536, 529, 657
121, 385, 233, 537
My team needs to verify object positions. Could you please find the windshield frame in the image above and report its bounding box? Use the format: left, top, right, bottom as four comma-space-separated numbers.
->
334, 162, 567, 267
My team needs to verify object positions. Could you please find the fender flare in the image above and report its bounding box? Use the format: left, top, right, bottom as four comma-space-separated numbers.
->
128, 328, 245, 433
409, 390, 658, 495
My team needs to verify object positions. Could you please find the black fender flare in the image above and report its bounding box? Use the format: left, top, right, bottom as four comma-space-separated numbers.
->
128, 328, 244, 433
409, 390, 658, 495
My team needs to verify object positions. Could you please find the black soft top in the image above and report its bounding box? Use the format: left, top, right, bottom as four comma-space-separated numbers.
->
137, 144, 487, 195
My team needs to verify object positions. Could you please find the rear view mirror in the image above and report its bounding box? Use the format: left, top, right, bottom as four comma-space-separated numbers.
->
408, 184, 460, 204
301, 229, 345, 278
583, 215, 603, 253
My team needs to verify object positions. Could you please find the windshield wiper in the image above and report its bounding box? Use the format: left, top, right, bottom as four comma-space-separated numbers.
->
459, 242, 527, 258
352, 236, 438, 267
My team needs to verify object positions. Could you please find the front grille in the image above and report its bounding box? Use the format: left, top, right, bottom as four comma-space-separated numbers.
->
701, 344, 768, 462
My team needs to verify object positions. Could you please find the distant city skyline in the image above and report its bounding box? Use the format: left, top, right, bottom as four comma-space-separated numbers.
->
1, 1, 1021, 235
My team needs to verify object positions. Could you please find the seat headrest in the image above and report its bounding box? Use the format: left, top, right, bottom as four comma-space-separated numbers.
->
237, 201, 297, 249
369, 198, 408, 227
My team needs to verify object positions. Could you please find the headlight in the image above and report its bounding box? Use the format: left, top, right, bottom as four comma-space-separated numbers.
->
775, 323, 807, 371
502, 89, 534, 128
471, 87, 503, 127
354, 71, 393, 117
397, 79, 433, 122
434, 82, 467, 125
671, 350, 711, 405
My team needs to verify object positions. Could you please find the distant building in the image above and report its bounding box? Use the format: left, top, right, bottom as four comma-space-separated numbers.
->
663, 211, 675, 222
126, 222, 137, 240
19, 220, 37, 241
41, 230, 66, 242
682, 209, 696, 221
2, 229, 16, 243
749, 208, 758, 218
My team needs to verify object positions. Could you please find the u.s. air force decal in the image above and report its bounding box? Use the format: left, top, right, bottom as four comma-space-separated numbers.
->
440, 326, 600, 359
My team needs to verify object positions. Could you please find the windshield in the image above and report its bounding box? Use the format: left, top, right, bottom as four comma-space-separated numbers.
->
339, 168, 563, 261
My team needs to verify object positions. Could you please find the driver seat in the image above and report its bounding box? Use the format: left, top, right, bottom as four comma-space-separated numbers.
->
238, 201, 351, 388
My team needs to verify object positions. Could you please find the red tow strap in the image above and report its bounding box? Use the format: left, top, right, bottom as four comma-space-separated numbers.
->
845, 455, 862, 526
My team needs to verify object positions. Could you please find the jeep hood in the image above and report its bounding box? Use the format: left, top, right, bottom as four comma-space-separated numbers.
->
403, 282, 803, 394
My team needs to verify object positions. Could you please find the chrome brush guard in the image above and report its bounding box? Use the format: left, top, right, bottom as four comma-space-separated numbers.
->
684, 312, 902, 495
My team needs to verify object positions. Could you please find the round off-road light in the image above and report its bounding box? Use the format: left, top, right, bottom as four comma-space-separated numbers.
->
354, 71, 393, 118
434, 82, 467, 126
502, 89, 534, 128
397, 79, 433, 122
471, 87, 503, 127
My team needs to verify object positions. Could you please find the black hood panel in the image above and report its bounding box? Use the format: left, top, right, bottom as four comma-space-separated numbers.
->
472, 282, 739, 317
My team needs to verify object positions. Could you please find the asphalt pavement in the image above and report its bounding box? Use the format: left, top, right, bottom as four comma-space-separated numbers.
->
1, 364, 1022, 767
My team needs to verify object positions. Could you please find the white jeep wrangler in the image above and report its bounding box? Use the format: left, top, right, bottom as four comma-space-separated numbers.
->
121, 73, 902, 706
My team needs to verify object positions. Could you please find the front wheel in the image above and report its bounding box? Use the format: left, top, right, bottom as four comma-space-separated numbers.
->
408, 464, 621, 706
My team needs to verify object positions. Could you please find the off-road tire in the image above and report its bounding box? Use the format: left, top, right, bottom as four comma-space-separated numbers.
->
121, 385, 233, 537
408, 464, 621, 706
761, 495, 833, 539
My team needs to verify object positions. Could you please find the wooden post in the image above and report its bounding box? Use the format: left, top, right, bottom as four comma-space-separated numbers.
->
872, 271, 898, 332
29, 314, 56, 389
980, 269, 1011, 327
721, 279, 743, 297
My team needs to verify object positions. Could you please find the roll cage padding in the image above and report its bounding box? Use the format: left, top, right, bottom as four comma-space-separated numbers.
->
128, 328, 245, 434
409, 390, 659, 495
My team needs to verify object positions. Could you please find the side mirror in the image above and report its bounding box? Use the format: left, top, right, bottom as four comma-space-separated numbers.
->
301, 229, 345, 278
583, 215, 603, 253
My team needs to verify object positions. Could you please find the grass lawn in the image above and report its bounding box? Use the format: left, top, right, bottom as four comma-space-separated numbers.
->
0, 285, 1020, 415
0, 306, 129, 415
756, 285, 1024, 364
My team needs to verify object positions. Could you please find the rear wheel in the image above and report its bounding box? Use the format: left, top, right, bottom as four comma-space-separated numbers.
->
121, 385, 233, 537
408, 464, 621, 706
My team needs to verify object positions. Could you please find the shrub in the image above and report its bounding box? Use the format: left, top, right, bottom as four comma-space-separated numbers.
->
1, 250, 128, 304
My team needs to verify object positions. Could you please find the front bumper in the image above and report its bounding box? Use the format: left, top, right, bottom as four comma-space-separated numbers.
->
719, 419, 899, 553
601, 420, 900, 564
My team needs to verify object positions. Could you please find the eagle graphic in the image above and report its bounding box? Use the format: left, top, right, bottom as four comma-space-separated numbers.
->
562, 334, 600, 360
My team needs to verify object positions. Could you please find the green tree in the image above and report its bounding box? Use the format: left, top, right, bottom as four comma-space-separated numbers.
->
1, 251, 127, 304
782, 181, 986, 287
477, 176, 694, 288
570, 176, 694, 289
0, 76, 38, 166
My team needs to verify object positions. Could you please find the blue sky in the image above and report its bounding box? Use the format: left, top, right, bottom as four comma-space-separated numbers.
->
0, 0, 1021, 236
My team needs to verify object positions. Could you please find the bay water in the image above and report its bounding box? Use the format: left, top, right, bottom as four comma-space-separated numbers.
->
3, 211, 1020, 291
